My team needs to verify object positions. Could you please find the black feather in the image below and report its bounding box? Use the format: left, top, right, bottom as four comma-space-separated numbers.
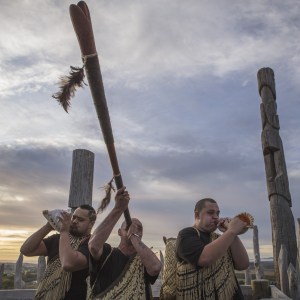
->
52, 66, 86, 112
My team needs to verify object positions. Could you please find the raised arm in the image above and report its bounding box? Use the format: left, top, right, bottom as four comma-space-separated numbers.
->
89, 187, 129, 260
198, 217, 247, 267
59, 212, 89, 272
127, 223, 162, 276
229, 236, 249, 270
20, 222, 53, 256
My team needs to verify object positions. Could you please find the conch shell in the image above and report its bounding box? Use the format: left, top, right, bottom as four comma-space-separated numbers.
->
223, 212, 254, 235
43, 209, 71, 232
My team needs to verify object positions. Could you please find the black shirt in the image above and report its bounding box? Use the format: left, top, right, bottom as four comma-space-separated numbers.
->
89, 243, 158, 299
43, 234, 89, 300
176, 227, 244, 300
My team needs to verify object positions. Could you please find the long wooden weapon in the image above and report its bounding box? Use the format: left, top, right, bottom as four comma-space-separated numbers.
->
55, 1, 131, 226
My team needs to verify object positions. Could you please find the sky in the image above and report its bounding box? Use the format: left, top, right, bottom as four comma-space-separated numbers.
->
0, 0, 300, 263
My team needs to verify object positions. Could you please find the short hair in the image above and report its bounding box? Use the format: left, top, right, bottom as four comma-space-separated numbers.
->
79, 204, 97, 222
194, 198, 217, 213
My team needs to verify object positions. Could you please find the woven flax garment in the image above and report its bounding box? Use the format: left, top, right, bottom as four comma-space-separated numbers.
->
35, 235, 87, 300
93, 254, 151, 300
176, 232, 239, 300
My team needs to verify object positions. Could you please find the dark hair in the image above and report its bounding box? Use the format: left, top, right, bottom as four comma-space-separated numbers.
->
79, 204, 97, 222
194, 198, 217, 213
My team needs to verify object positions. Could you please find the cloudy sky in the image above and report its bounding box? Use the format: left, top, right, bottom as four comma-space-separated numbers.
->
0, 0, 299, 263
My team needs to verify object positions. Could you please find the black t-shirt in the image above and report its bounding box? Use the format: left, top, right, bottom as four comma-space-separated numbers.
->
43, 234, 89, 300
89, 243, 158, 299
176, 227, 244, 300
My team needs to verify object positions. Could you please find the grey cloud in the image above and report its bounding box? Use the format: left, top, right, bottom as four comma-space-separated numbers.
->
0, 0, 299, 260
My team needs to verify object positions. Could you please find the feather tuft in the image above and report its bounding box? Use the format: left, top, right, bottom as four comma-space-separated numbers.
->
52, 66, 86, 112
97, 177, 116, 214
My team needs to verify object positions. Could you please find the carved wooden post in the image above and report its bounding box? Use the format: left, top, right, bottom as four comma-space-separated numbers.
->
68, 149, 94, 208
37, 256, 46, 283
257, 68, 297, 287
287, 263, 298, 299
253, 225, 264, 279
14, 253, 23, 289
278, 245, 289, 296
0, 263, 4, 289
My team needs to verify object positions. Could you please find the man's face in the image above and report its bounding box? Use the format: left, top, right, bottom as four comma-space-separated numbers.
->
196, 202, 220, 233
69, 208, 93, 237
119, 218, 143, 242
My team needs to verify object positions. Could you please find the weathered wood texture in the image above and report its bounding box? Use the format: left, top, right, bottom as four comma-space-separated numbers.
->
257, 67, 297, 288
14, 253, 23, 289
37, 256, 46, 283
68, 149, 94, 208
253, 225, 264, 279
245, 266, 251, 285
278, 245, 290, 296
287, 263, 299, 300
159, 250, 164, 279
251, 279, 270, 299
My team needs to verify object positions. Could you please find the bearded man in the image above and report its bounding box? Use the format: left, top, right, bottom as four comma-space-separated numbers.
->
21, 204, 96, 300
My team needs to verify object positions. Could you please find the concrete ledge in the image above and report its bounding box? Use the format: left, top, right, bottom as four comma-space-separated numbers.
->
0, 289, 36, 300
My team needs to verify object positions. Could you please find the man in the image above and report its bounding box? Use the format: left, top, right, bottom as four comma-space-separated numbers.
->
20, 204, 96, 300
89, 186, 162, 299
176, 198, 249, 300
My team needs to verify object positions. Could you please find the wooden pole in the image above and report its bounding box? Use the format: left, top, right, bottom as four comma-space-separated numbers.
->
251, 279, 270, 299
37, 256, 46, 283
287, 263, 298, 299
253, 225, 264, 279
257, 67, 297, 287
14, 253, 23, 289
278, 244, 290, 296
245, 266, 251, 285
68, 149, 94, 208
0, 263, 4, 289
69, 2, 131, 225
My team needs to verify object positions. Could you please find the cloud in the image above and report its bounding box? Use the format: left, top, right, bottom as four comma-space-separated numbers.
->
0, 0, 300, 262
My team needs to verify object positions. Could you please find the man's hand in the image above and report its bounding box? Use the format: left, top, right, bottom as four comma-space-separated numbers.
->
114, 186, 130, 212
217, 217, 230, 232
127, 219, 143, 240
58, 211, 72, 233
227, 216, 247, 235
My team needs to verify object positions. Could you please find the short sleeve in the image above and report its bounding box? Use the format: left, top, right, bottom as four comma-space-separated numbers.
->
43, 234, 60, 259
176, 227, 205, 267
89, 243, 112, 290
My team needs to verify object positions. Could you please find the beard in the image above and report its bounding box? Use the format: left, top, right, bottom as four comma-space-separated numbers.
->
69, 225, 82, 237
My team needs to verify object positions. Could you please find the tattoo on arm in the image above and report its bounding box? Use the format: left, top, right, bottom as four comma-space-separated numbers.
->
137, 239, 147, 250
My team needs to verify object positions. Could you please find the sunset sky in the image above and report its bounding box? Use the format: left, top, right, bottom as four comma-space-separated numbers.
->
1, 0, 300, 264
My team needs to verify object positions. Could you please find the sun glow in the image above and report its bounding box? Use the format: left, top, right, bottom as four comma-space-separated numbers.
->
0, 228, 37, 263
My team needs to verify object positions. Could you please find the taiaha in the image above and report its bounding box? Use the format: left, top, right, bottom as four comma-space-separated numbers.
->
53, 1, 131, 226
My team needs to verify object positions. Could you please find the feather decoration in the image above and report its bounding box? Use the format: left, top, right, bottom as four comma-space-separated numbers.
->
97, 177, 116, 214
52, 66, 86, 112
